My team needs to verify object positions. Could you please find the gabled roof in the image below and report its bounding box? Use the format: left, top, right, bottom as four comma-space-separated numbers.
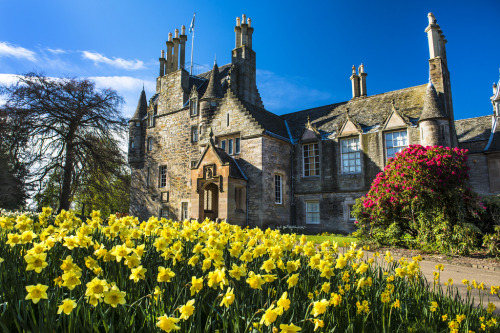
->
194, 141, 247, 180
130, 88, 147, 121
239, 99, 290, 141
282, 84, 426, 140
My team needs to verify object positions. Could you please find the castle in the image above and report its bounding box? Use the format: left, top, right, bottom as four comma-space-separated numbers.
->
128, 13, 500, 233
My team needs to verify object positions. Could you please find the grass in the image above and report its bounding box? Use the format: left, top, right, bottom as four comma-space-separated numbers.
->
305, 234, 358, 246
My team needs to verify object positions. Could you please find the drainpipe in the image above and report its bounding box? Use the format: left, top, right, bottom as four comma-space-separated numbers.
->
290, 144, 295, 226
245, 181, 249, 227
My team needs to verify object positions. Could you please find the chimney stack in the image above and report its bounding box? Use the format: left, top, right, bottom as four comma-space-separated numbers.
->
173, 29, 180, 71
166, 32, 173, 74
425, 12, 447, 63
234, 14, 253, 49
359, 63, 367, 96
350, 65, 360, 98
180, 25, 187, 70
159, 50, 165, 76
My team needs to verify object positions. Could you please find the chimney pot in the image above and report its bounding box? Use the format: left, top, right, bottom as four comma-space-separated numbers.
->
352, 65, 356, 74
236, 17, 241, 26
181, 25, 186, 35
248, 17, 251, 27
161, 50, 165, 58
175, 29, 179, 38
242, 14, 246, 24
428, 12, 436, 25
168, 32, 172, 42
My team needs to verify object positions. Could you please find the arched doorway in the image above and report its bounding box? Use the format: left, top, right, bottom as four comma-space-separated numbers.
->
202, 182, 218, 221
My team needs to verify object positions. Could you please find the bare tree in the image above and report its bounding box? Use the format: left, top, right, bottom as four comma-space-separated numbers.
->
0, 72, 127, 212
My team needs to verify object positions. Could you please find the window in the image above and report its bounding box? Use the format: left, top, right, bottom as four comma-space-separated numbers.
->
306, 201, 320, 224
348, 204, 356, 222
148, 112, 154, 127
210, 101, 217, 107
159, 166, 167, 188
385, 131, 408, 160
303, 143, 320, 177
228, 139, 233, 155
181, 202, 189, 220
227, 113, 230, 127
204, 188, 213, 211
235, 138, 241, 154
161, 191, 169, 202
235, 187, 244, 210
147, 137, 153, 151
131, 140, 135, 149
135, 121, 140, 127
341, 137, 361, 174
274, 175, 282, 204
146, 167, 151, 187
191, 127, 199, 142
159, 207, 169, 219
221, 140, 226, 151
190, 99, 198, 116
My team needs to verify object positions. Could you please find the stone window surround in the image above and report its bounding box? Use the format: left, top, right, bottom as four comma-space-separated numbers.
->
384, 128, 408, 162
159, 165, 167, 188
305, 199, 321, 224
302, 142, 320, 178
181, 201, 189, 220
159, 207, 169, 219
342, 197, 357, 224
190, 98, 198, 117
274, 174, 283, 205
217, 133, 241, 155
339, 135, 362, 175
191, 126, 199, 142
147, 137, 153, 151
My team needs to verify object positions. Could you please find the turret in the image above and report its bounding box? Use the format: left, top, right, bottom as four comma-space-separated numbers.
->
418, 81, 450, 147
200, 59, 224, 123
128, 88, 148, 166
425, 12, 456, 147
230, 14, 263, 107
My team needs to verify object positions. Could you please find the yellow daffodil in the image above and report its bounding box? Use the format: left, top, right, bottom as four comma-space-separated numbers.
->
156, 315, 180, 332
287, 273, 299, 289
220, 287, 235, 308
260, 304, 279, 326
103, 285, 126, 308
157, 266, 176, 283
24, 253, 48, 273
57, 298, 77, 315
130, 265, 147, 283
279, 323, 302, 333
25, 284, 49, 304
311, 299, 329, 317
179, 299, 195, 320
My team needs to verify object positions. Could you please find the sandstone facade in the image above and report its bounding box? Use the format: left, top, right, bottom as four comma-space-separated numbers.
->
128, 13, 500, 233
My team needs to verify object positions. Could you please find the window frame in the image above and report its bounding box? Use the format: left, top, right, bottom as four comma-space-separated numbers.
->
302, 142, 320, 177
191, 126, 199, 142
274, 174, 283, 205
159, 207, 169, 219
221, 140, 226, 152
228, 139, 234, 155
190, 98, 198, 117
159, 165, 167, 188
384, 130, 408, 160
147, 137, 153, 151
146, 167, 151, 187
235, 138, 241, 154
181, 202, 189, 220
305, 200, 320, 224
340, 136, 361, 174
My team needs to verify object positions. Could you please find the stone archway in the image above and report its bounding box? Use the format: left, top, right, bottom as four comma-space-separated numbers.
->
201, 182, 219, 221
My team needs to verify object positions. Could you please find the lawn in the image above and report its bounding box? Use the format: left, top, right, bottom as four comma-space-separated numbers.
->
305, 234, 358, 246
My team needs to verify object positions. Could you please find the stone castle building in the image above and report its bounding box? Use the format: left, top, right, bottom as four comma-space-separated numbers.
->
128, 13, 500, 233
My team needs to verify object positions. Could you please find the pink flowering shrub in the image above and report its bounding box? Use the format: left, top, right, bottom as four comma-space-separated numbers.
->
353, 145, 486, 254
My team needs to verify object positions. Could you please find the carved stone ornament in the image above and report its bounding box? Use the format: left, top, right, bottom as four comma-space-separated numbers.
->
204, 164, 216, 179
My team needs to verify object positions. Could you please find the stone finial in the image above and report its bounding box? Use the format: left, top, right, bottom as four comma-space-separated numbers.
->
242, 14, 246, 24
161, 50, 165, 58
428, 12, 436, 25
175, 29, 179, 38
352, 65, 356, 74
181, 25, 186, 35
168, 32, 172, 42
248, 18, 252, 27
359, 63, 365, 74
236, 17, 241, 26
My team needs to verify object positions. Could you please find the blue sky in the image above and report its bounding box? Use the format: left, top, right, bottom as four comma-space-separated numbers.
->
0, 0, 499, 120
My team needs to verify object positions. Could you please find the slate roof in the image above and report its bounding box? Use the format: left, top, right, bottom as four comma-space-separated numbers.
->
130, 88, 148, 121
192, 64, 231, 97
282, 84, 426, 140
419, 82, 446, 121
202, 63, 224, 99
214, 147, 247, 180
455, 115, 492, 153
239, 99, 290, 141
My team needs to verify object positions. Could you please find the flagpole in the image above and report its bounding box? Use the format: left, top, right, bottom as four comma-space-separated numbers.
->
190, 12, 196, 75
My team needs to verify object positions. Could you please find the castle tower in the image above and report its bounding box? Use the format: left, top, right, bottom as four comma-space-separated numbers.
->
425, 12, 457, 146
156, 26, 190, 111
128, 88, 148, 166
418, 81, 450, 147
200, 59, 224, 122
231, 14, 264, 107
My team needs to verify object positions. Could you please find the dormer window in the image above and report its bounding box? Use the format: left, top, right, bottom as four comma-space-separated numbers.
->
190, 98, 198, 116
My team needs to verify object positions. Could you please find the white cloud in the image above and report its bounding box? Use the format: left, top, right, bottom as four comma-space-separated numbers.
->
89, 76, 155, 118
82, 51, 145, 70
256, 69, 331, 113
0, 41, 36, 62
46, 48, 67, 54
0, 73, 22, 86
